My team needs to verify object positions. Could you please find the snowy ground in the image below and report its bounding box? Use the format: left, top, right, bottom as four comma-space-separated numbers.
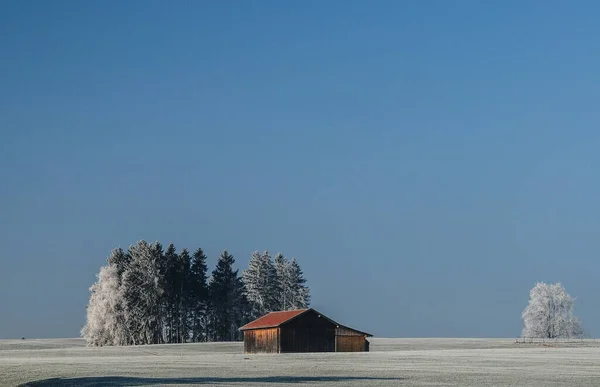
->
2, 338, 600, 386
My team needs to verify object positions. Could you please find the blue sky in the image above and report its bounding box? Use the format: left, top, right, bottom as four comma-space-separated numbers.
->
2, 0, 600, 339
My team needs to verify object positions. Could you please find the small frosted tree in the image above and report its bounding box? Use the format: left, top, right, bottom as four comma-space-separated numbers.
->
522, 282, 583, 339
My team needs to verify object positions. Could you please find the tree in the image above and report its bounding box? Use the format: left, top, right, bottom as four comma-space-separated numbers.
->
274, 253, 291, 310
121, 240, 165, 345
161, 242, 179, 343
189, 247, 209, 342
107, 247, 129, 279
522, 282, 583, 339
208, 250, 247, 341
81, 262, 127, 346
178, 248, 192, 342
287, 258, 310, 309
242, 250, 278, 318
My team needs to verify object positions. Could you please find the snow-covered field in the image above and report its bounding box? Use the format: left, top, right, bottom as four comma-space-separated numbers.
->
2, 338, 600, 386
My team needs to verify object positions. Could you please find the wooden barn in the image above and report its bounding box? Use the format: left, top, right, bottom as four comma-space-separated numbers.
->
239, 308, 372, 354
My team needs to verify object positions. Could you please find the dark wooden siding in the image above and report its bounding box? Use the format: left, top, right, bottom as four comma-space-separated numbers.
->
335, 336, 367, 352
280, 310, 336, 353
243, 327, 279, 353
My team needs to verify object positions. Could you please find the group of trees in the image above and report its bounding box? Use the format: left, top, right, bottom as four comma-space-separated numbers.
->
242, 251, 310, 319
521, 282, 584, 339
81, 240, 310, 346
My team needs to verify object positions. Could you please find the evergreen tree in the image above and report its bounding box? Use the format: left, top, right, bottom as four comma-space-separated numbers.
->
107, 247, 130, 279
274, 253, 290, 311
190, 247, 209, 342
122, 240, 164, 345
153, 242, 166, 344
161, 242, 178, 343
208, 250, 247, 341
178, 248, 192, 343
242, 250, 278, 318
233, 275, 251, 341
287, 258, 310, 309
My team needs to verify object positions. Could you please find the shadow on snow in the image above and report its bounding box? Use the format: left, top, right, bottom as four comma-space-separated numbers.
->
19, 375, 405, 386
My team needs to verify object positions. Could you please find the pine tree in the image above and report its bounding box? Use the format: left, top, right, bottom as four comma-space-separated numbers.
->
274, 253, 290, 311
233, 275, 251, 341
107, 247, 130, 279
190, 247, 209, 342
242, 250, 278, 318
178, 248, 192, 343
287, 258, 310, 309
161, 242, 178, 343
122, 240, 164, 345
208, 250, 247, 341
106, 247, 129, 344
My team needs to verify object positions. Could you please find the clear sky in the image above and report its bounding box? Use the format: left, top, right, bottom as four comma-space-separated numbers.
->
2, 0, 600, 339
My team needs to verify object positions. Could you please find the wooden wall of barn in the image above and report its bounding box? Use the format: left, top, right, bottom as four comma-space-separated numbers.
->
335, 326, 369, 352
335, 327, 364, 337
243, 328, 279, 353
279, 310, 336, 353
335, 336, 367, 352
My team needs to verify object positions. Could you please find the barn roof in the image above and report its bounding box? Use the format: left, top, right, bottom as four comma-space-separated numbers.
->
239, 308, 373, 336
239, 309, 309, 331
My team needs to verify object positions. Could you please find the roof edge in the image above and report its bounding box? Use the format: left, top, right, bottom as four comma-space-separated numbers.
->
238, 309, 310, 331
338, 324, 374, 337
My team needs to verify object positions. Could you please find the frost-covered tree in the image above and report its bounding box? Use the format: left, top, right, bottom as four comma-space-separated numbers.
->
81, 249, 128, 346
161, 242, 179, 343
122, 240, 165, 345
208, 250, 247, 341
81, 264, 120, 346
274, 253, 291, 311
189, 247, 209, 342
287, 258, 310, 309
522, 282, 583, 339
242, 250, 278, 318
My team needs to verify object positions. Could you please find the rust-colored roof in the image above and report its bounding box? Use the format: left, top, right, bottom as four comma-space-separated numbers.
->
239, 309, 309, 330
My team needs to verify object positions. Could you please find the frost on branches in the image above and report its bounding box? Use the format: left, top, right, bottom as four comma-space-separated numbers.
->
521, 282, 584, 339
